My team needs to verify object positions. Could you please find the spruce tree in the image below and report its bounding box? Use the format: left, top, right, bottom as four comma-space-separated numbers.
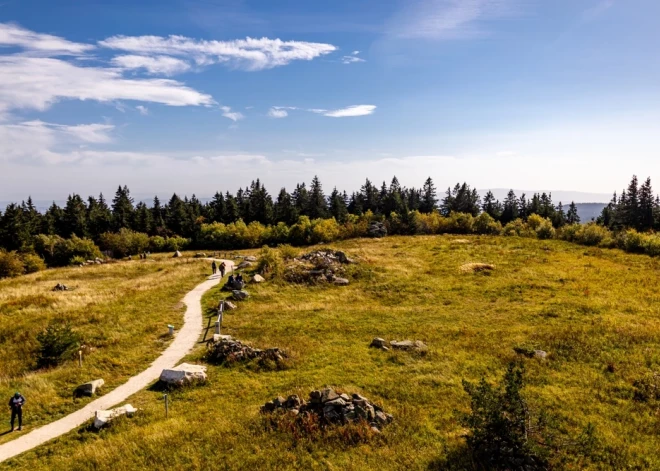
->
360, 179, 379, 213
274, 188, 297, 225
639, 177, 654, 231
307, 175, 328, 219
482, 191, 501, 219
151, 196, 166, 234
0, 203, 29, 251
134, 202, 153, 234
624, 175, 640, 229
88, 193, 112, 239
41, 202, 64, 235
566, 202, 580, 224
62, 194, 88, 237
208, 192, 226, 223
420, 177, 438, 213
292, 183, 310, 217
111, 185, 134, 231
501, 190, 519, 224
328, 187, 348, 222
223, 192, 240, 224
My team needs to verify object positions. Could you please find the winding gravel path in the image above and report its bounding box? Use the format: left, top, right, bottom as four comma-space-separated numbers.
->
0, 259, 234, 463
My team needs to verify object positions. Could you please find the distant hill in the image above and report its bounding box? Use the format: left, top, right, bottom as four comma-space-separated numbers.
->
574, 203, 606, 223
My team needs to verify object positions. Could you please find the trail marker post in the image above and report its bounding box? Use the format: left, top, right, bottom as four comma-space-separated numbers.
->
78, 350, 82, 368
164, 394, 169, 418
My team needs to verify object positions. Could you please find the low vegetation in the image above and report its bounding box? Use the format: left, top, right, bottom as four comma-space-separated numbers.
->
4, 235, 660, 469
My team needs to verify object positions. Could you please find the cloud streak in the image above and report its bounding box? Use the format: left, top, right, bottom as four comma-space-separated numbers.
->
0, 22, 94, 55
99, 34, 337, 71
322, 104, 376, 117
111, 54, 191, 76
220, 105, 244, 121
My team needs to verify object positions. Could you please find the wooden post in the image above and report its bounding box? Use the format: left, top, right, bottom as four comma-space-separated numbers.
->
164, 394, 169, 418
78, 350, 82, 368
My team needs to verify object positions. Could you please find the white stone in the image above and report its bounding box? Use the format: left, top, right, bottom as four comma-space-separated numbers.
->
75, 379, 104, 397
93, 404, 137, 429
159, 363, 207, 386
173, 250, 182, 258
252, 274, 265, 283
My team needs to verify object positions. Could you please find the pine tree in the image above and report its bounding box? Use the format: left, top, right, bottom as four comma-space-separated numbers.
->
566, 201, 580, 224
223, 192, 240, 224
328, 187, 348, 222
134, 202, 153, 234
518, 194, 528, 219
501, 190, 519, 224
482, 191, 502, 219
208, 192, 226, 223
384, 176, 405, 216
624, 175, 640, 229
166, 194, 189, 236
406, 187, 422, 211
111, 185, 134, 231
274, 188, 297, 225
419, 177, 438, 213
348, 192, 363, 215
21, 197, 41, 239
292, 183, 310, 217
360, 179, 379, 214
307, 175, 328, 219
88, 193, 112, 239
553, 202, 567, 227
248, 179, 273, 224
0, 203, 29, 251
41, 202, 64, 235
639, 177, 654, 231
62, 194, 88, 237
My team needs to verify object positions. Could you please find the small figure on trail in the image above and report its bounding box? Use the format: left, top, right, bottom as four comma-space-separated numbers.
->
211, 261, 217, 275
8, 392, 25, 432
219, 262, 226, 278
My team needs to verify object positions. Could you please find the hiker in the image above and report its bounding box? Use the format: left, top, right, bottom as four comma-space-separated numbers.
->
211, 261, 217, 275
228, 274, 235, 284
219, 262, 226, 277
8, 392, 25, 432
236, 273, 243, 283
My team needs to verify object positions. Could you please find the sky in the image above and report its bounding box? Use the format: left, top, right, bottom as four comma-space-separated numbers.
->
1, 0, 659, 202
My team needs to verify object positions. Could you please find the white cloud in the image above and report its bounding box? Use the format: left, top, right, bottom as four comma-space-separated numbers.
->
99, 35, 337, 71
341, 50, 365, 64
0, 22, 94, 55
322, 104, 376, 117
111, 54, 191, 75
136, 105, 149, 115
220, 105, 244, 121
268, 108, 288, 118
0, 56, 215, 115
389, 0, 521, 39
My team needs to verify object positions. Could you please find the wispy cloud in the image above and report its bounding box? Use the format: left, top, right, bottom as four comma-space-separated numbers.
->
268, 107, 288, 118
111, 55, 191, 76
322, 104, 376, 118
341, 50, 365, 64
135, 105, 149, 115
389, 0, 521, 40
0, 22, 94, 55
100, 34, 337, 71
220, 105, 244, 121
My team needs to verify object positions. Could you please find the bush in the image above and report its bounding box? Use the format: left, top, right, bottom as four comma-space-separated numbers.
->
621, 229, 646, 254
70, 255, 86, 266
310, 218, 341, 244
36, 321, 82, 368
502, 219, 535, 237
0, 250, 25, 278
256, 245, 282, 278
460, 362, 549, 469
536, 219, 556, 240
20, 253, 46, 274
99, 228, 150, 258
442, 212, 474, 234
34, 234, 102, 267
474, 213, 503, 235
289, 216, 313, 246
164, 236, 189, 251
278, 244, 299, 260
148, 235, 166, 252
576, 223, 609, 247
527, 214, 545, 231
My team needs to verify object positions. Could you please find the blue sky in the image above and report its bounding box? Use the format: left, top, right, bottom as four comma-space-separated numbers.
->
1, 0, 659, 201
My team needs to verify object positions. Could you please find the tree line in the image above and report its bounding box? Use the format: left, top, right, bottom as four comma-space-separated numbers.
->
0, 176, 588, 252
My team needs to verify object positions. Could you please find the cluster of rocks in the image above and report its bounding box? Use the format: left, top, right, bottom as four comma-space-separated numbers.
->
74, 379, 104, 398
206, 334, 287, 367
159, 363, 208, 387
285, 250, 354, 285
370, 338, 428, 352
368, 221, 387, 238
93, 404, 137, 429
77, 257, 107, 267
52, 283, 69, 291
194, 252, 207, 258
261, 388, 393, 432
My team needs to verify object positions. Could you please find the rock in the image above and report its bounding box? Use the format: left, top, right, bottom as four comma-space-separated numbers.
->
194, 252, 207, 258
534, 350, 548, 360
245, 256, 257, 262
93, 404, 137, 429
285, 395, 303, 409
339, 393, 351, 402
206, 336, 288, 366
371, 426, 382, 434
370, 337, 387, 349
172, 251, 182, 258
52, 283, 68, 291
74, 379, 104, 397
212, 334, 233, 343
232, 290, 250, 301
273, 396, 286, 407
333, 277, 350, 286
251, 274, 265, 283
309, 390, 322, 404
159, 363, 207, 386
321, 388, 340, 403
367, 221, 387, 238
220, 300, 237, 311
334, 251, 352, 264
324, 398, 346, 407
237, 261, 253, 269
390, 340, 428, 351
375, 410, 389, 425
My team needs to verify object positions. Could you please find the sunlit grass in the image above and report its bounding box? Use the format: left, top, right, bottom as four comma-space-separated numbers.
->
3, 236, 660, 469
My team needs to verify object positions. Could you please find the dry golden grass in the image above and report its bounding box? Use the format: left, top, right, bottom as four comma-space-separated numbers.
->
3, 235, 660, 469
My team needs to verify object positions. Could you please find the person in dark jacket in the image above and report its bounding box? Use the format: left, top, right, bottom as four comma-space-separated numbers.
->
9, 392, 25, 431
219, 262, 226, 277
211, 260, 217, 275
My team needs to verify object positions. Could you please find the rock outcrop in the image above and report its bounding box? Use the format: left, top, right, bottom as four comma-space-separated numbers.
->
93, 404, 137, 429
370, 338, 427, 352
206, 335, 287, 367
367, 222, 387, 238
232, 290, 250, 301
159, 363, 207, 386
74, 379, 104, 397
284, 250, 355, 285
261, 388, 393, 431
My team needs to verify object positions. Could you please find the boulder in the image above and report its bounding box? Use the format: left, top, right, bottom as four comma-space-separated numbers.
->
232, 290, 250, 301
74, 379, 104, 398
390, 340, 428, 351
52, 283, 69, 291
212, 334, 233, 343
333, 277, 349, 286
194, 252, 207, 258
367, 221, 387, 238
172, 251, 182, 258
334, 251, 354, 264
220, 300, 237, 311
237, 261, 253, 269
534, 350, 548, 360
370, 337, 387, 349
251, 274, 265, 283
93, 404, 137, 429
245, 256, 258, 262
159, 363, 207, 386
321, 388, 340, 403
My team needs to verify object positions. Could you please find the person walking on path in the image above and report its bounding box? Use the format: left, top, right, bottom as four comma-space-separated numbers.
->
211, 260, 217, 275
219, 262, 226, 278
8, 392, 25, 432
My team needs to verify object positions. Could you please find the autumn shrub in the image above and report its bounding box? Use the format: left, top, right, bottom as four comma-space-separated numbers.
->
99, 228, 149, 258
0, 250, 25, 278
21, 253, 46, 273
473, 213, 502, 235
310, 218, 341, 243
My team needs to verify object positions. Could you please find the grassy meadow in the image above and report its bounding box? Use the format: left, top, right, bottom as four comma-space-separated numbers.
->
3, 235, 660, 469
0, 253, 211, 443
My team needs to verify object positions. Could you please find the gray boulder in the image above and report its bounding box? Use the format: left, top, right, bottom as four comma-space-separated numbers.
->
370, 338, 388, 349
93, 404, 137, 429
534, 350, 548, 360
232, 290, 250, 301
333, 277, 350, 286
237, 261, 253, 269
367, 221, 387, 238
220, 300, 237, 311
245, 256, 258, 262
159, 363, 207, 386
74, 379, 104, 397
251, 274, 265, 283
390, 340, 428, 351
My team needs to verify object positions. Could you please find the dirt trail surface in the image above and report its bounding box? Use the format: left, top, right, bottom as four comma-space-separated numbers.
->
0, 259, 234, 463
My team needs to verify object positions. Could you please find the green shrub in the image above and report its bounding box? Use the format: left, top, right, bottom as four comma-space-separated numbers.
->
503, 219, 535, 237
289, 216, 313, 245
459, 362, 549, 469
575, 223, 609, 246
442, 212, 474, 234
558, 224, 580, 242
310, 218, 341, 243
256, 245, 282, 278
36, 321, 82, 368
474, 213, 502, 235
148, 235, 166, 252
0, 250, 25, 278
99, 228, 150, 258
527, 214, 545, 231
164, 236, 190, 251
266, 222, 290, 245
20, 253, 46, 273
278, 244, 299, 260
536, 219, 556, 240
69, 255, 86, 266
34, 234, 102, 267
622, 229, 646, 254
